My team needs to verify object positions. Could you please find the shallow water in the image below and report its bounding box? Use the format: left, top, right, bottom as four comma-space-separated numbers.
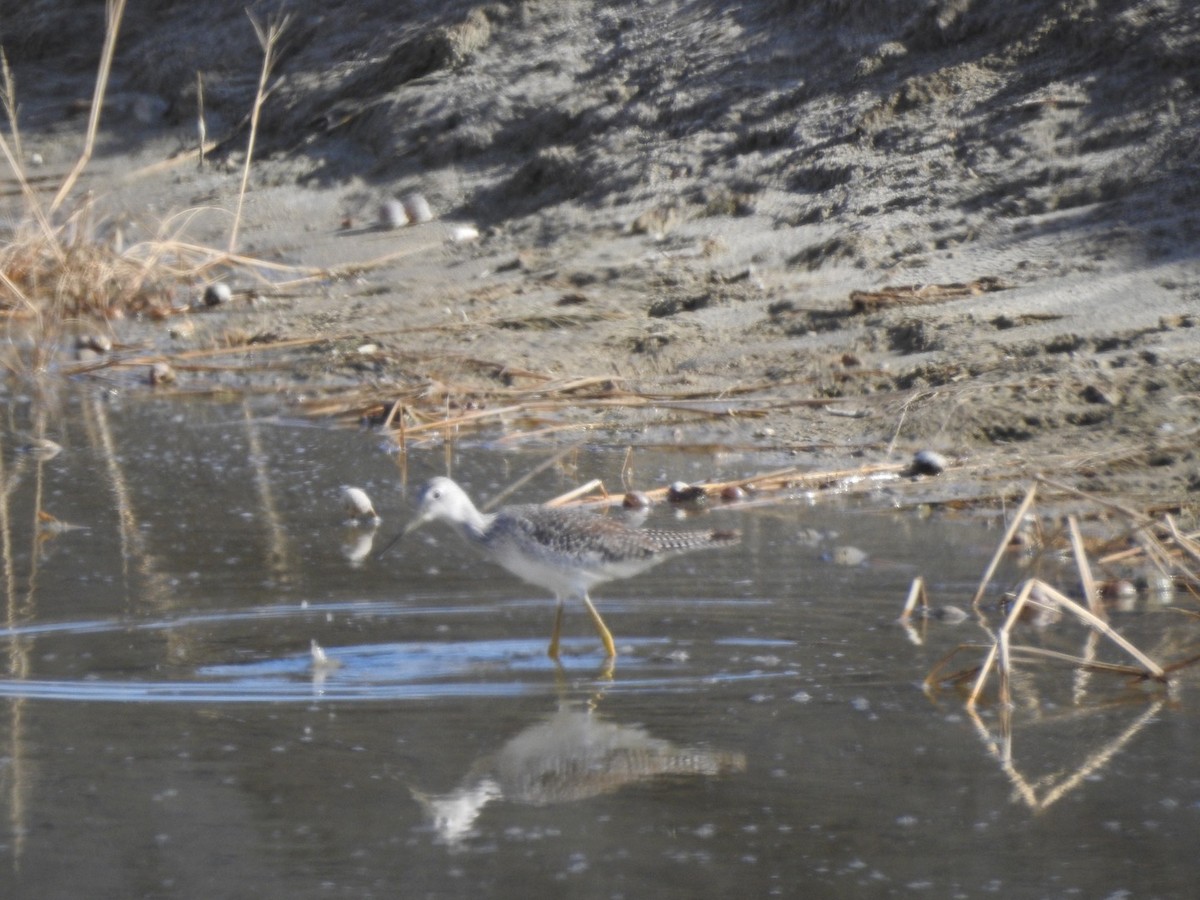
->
0, 393, 1196, 898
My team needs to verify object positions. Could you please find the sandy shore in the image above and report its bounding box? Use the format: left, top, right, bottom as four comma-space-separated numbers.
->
3, 0, 1199, 507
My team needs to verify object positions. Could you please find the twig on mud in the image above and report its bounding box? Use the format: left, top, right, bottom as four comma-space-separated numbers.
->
1035, 475, 1154, 524
884, 390, 925, 457
270, 239, 445, 289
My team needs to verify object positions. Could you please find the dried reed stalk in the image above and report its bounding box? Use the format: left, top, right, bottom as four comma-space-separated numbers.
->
479, 447, 580, 512
50, 0, 127, 213
1028, 580, 1164, 678
1067, 515, 1104, 620
967, 579, 1035, 708
545, 479, 605, 508
0, 48, 21, 164
899, 576, 928, 621
229, 10, 291, 253
970, 482, 1037, 609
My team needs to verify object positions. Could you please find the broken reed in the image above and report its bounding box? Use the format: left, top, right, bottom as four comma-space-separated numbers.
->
912, 480, 1200, 707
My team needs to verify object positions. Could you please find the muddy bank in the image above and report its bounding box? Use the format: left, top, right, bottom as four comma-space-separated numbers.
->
2, 0, 1199, 507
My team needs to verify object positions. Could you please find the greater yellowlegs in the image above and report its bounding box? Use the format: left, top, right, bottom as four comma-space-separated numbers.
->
401, 477, 739, 660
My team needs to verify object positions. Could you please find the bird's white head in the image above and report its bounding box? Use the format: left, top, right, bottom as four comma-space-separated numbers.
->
404, 476, 486, 536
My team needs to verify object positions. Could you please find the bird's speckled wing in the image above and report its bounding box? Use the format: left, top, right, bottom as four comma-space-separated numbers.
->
492, 504, 738, 560
494, 504, 660, 564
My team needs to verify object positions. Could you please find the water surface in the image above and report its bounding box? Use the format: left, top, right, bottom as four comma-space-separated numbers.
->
0, 393, 1194, 897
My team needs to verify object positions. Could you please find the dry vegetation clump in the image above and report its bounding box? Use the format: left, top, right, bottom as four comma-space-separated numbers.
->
905, 480, 1200, 704
0, 2, 293, 372
899, 479, 1200, 811
0, 214, 177, 321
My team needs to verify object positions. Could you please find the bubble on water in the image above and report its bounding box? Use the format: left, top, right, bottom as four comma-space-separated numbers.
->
564, 854, 588, 878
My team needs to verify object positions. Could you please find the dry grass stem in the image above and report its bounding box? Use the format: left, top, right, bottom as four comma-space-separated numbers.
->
967, 579, 1035, 708
997, 627, 1012, 708
480, 447, 580, 512
1163, 515, 1200, 565
1067, 515, 1104, 620
50, 0, 127, 213
546, 479, 605, 508
1029, 580, 1165, 678
1035, 475, 1153, 524
229, 10, 292, 254
1, 48, 22, 165
970, 482, 1037, 609
899, 576, 928, 621
196, 71, 207, 170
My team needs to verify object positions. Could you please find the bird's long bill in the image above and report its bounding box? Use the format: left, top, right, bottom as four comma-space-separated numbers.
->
376, 514, 427, 559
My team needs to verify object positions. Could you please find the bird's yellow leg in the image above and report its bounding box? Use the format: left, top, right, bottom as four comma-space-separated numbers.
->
582, 593, 617, 659
547, 597, 565, 660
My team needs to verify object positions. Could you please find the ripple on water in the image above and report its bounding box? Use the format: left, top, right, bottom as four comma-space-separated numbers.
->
0, 601, 799, 703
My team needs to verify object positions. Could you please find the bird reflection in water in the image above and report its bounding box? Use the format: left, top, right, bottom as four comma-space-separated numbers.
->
413, 699, 746, 845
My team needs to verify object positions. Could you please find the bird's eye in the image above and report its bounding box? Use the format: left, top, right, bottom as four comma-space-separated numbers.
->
431, 489, 442, 500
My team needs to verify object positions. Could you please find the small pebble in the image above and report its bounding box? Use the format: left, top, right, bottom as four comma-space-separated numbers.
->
720, 485, 746, 502
1098, 579, 1137, 600
931, 605, 969, 624
622, 490, 651, 510
379, 199, 408, 229
667, 482, 707, 504
20, 438, 62, 460
827, 545, 868, 567
203, 282, 232, 307
910, 449, 947, 476
76, 334, 112, 353
402, 192, 433, 224
1081, 384, 1120, 405
149, 362, 175, 386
